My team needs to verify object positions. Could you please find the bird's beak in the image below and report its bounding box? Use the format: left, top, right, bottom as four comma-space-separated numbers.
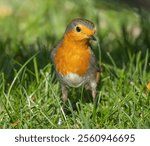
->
89, 35, 97, 41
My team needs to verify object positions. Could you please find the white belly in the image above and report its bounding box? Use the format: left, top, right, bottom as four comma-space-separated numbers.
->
62, 73, 87, 87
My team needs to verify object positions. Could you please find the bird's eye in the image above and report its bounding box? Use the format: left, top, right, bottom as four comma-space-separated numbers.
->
76, 26, 81, 32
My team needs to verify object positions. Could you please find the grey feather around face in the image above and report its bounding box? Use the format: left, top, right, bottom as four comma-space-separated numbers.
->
65, 18, 95, 33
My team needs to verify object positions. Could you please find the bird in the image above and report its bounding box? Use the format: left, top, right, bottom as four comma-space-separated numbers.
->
51, 18, 100, 107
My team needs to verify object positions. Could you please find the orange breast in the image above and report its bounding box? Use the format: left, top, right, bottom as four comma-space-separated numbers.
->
54, 40, 90, 76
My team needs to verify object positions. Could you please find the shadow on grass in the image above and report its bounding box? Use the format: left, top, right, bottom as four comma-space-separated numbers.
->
0, 34, 57, 82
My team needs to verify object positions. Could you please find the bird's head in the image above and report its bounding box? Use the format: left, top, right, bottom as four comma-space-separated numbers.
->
64, 18, 96, 42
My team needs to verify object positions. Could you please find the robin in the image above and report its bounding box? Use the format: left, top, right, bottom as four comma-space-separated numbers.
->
51, 18, 100, 107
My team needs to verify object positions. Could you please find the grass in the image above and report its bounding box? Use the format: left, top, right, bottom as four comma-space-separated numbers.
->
0, 0, 150, 128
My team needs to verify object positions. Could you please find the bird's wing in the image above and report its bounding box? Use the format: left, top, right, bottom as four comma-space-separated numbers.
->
50, 47, 57, 63
89, 45, 101, 73
50, 39, 62, 63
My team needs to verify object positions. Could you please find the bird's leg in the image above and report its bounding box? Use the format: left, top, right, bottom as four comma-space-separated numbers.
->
92, 71, 100, 102
92, 88, 97, 104
88, 69, 100, 98
61, 84, 68, 108
96, 71, 100, 83
92, 88, 96, 102
89, 81, 97, 103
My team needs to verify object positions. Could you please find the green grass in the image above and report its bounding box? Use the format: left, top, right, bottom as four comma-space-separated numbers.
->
0, 0, 150, 128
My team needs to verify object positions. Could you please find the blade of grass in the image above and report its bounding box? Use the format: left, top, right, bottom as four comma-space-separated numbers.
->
6, 52, 39, 111
68, 99, 76, 125
143, 49, 149, 78
107, 52, 117, 69
7, 52, 39, 97
33, 57, 39, 84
